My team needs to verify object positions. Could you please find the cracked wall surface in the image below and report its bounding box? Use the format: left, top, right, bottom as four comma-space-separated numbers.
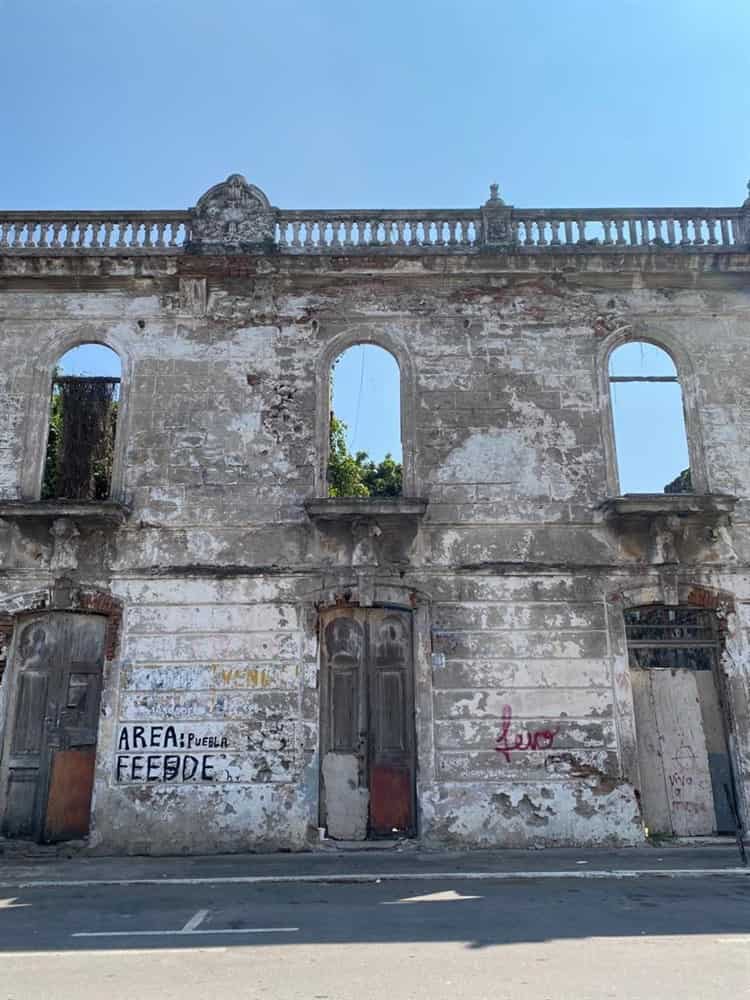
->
1, 240, 749, 853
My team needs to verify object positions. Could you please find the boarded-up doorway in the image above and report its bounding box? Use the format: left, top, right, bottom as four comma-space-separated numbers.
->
627, 605, 735, 837
320, 608, 416, 840
1, 613, 106, 843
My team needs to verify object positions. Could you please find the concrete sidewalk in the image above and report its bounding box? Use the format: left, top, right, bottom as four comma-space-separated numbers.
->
0, 842, 747, 888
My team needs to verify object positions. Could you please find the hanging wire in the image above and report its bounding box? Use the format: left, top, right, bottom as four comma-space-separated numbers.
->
349, 345, 366, 451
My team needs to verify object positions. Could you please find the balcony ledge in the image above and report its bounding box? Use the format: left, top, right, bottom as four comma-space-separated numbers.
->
0, 500, 130, 524
599, 493, 737, 519
304, 497, 428, 521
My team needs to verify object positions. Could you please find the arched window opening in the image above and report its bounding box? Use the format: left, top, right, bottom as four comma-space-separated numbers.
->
42, 344, 121, 501
609, 342, 691, 494
328, 344, 402, 498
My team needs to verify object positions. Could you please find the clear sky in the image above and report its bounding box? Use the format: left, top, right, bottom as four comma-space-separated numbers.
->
4, 0, 747, 489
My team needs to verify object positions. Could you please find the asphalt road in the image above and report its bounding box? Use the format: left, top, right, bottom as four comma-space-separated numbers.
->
1, 875, 748, 999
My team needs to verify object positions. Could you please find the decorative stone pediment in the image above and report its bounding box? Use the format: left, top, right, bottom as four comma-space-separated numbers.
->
189, 174, 275, 251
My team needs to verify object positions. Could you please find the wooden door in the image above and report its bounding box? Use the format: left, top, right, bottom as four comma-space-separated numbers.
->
320, 608, 415, 840
1, 613, 105, 843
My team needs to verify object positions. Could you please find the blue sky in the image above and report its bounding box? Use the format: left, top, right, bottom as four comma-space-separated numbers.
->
4, 0, 747, 489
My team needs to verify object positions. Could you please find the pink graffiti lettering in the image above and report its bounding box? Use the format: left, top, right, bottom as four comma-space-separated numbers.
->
494, 704, 558, 762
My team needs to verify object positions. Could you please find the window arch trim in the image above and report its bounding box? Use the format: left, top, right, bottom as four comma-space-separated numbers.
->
314, 327, 418, 498
22, 329, 132, 503
597, 329, 708, 496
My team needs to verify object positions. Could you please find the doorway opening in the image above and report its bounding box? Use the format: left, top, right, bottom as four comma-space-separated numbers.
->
319, 607, 416, 841
627, 605, 736, 837
0, 612, 106, 843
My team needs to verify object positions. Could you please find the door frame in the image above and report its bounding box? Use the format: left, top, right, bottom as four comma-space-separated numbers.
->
0, 609, 109, 842
317, 600, 426, 840
608, 582, 747, 839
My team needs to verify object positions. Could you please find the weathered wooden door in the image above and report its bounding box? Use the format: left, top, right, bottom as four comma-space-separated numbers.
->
320, 608, 415, 840
1, 613, 105, 843
626, 605, 734, 837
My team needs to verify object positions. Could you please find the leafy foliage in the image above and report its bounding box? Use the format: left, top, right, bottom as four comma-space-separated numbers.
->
42, 378, 118, 500
664, 467, 692, 494
328, 415, 402, 498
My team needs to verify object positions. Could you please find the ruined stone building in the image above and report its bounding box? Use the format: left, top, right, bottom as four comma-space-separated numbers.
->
0, 174, 749, 854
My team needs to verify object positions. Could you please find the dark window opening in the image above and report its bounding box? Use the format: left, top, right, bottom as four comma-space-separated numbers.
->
624, 606, 719, 671
42, 345, 121, 501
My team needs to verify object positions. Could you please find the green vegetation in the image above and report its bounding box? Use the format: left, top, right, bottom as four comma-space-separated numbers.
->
328, 415, 402, 498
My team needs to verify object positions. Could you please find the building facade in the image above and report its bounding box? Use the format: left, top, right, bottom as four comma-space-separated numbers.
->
0, 175, 749, 854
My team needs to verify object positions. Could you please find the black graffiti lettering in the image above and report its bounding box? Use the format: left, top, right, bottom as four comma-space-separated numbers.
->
146, 755, 162, 781
115, 756, 129, 781
117, 729, 130, 751
201, 756, 215, 781
131, 726, 146, 749
163, 755, 181, 780
130, 756, 144, 779
163, 725, 178, 748
149, 726, 163, 748
182, 755, 199, 781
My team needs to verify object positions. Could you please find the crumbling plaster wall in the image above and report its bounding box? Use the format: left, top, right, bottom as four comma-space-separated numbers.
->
0, 250, 749, 851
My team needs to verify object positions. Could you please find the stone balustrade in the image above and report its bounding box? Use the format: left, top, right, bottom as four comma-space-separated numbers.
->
511, 207, 745, 249
0, 175, 747, 255
276, 210, 482, 250
0, 212, 190, 250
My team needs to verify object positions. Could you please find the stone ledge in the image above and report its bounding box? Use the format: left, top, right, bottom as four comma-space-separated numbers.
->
599, 493, 737, 519
0, 501, 129, 524
304, 497, 428, 521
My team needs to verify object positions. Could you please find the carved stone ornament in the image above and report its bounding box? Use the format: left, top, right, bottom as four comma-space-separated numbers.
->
190, 174, 275, 250
481, 182, 515, 249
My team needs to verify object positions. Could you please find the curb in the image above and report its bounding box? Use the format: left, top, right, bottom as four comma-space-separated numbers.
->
2, 866, 748, 890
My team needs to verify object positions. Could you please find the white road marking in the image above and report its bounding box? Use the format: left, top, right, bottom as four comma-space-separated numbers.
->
72, 926, 298, 938
181, 908, 208, 932
7, 867, 749, 891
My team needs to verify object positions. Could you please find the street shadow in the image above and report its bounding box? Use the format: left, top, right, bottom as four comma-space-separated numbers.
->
0, 875, 749, 951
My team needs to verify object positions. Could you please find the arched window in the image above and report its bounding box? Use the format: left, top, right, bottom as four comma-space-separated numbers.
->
328, 344, 402, 498
42, 344, 122, 501
608, 342, 691, 494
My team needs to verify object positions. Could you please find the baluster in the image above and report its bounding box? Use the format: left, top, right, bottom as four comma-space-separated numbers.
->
341, 219, 353, 248
153, 222, 165, 248
170, 221, 184, 247
433, 219, 443, 246
564, 219, 574, 244
116, 220, 128, 248
537, 219, 549, 246
25, 221, 37, 248
301, 221, 312, 248
614, 218, 626, 245
576, 217, 587, 244
706, 217, 718, 245
693, 218, 705, 246
637, 217, 648, 245
665, 218, 675, 245
551, 220, 563, 247
88, 220, 100, 249
720, 217, 731, 245
142, 222, 154, 248
601, 219, 613, 246
289, 221, 299, 248
393, 219, 404, 247
0, 222, 7, 248
102, 221, 113, 248
626, 219, 638, 245
678, 217, 691, 246
37, 221, 50, 248
64, 221, 76, 248
76, 221, 88, 248
128, 220, 140, 248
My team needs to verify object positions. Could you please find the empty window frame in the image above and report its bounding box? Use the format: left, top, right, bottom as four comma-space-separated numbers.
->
328, 344, 403, 498
42, 344, 121, 501
608, 342, 691, 494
